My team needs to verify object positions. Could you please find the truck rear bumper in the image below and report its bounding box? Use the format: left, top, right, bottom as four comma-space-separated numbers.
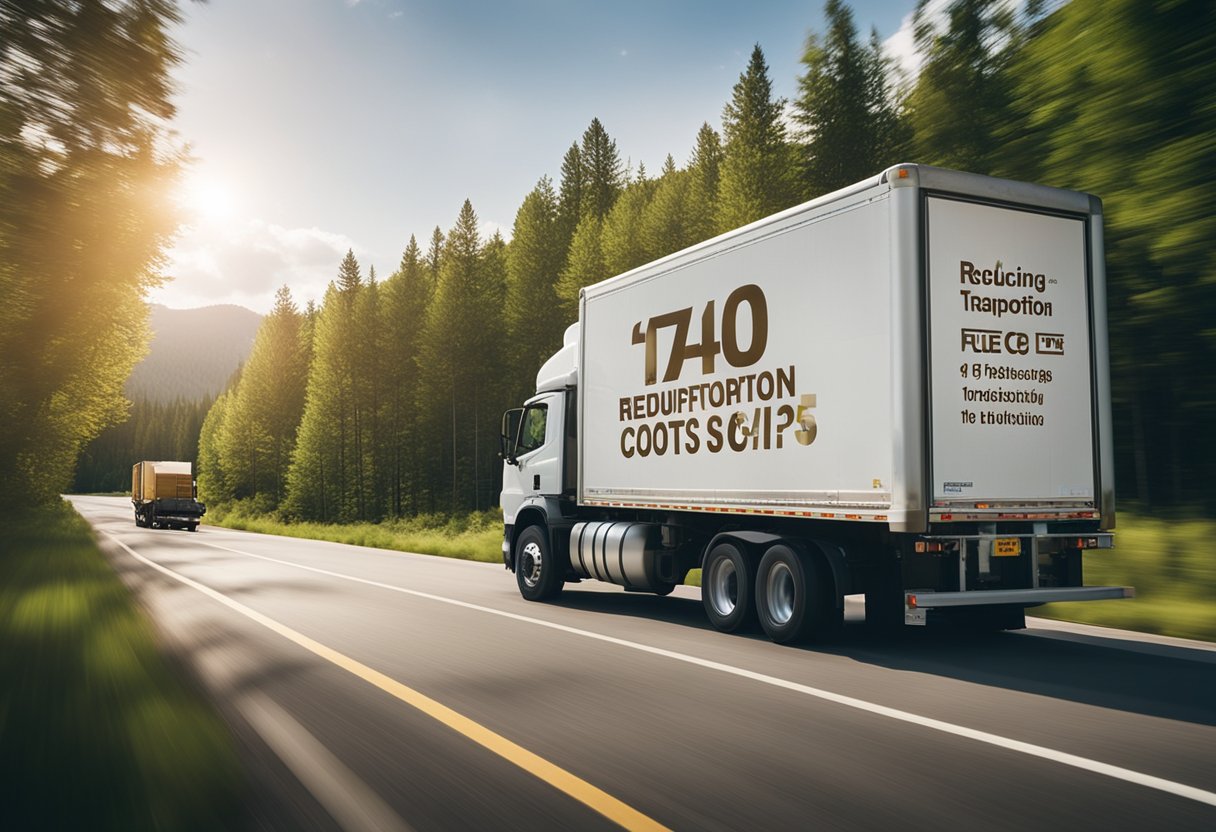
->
904, 586, 1134, 625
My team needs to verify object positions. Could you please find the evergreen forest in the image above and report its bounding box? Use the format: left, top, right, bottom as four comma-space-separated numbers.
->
9, 0, 1211, 519
191, 0, 1216, 521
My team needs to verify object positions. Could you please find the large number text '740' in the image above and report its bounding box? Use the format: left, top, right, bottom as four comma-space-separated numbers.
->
631, 284, 769, 385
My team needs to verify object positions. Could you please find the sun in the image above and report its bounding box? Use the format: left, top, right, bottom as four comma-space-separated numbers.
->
177, 169, 236, 222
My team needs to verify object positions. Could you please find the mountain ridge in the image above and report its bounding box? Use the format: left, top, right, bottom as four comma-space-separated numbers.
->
126, 303, 262, 403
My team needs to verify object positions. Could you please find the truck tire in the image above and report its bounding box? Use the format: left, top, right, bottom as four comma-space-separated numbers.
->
756, 543, 841, 644
702, 542, 758, 634
187, 524, 199, 532
515, 525, 563, 601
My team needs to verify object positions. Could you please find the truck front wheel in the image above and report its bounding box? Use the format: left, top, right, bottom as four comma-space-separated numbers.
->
756, 543, 841, 644
515, 525, 563, 601
702, 542, 758, 634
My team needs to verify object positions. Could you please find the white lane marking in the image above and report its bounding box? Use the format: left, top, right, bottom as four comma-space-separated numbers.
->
181, 535, 1216, 810
239, 691, 413, 832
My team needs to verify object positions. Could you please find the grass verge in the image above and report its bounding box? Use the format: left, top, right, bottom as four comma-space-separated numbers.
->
1037, 512, 1216, 642
208, 503, 504, 563
0, 500, 243, 831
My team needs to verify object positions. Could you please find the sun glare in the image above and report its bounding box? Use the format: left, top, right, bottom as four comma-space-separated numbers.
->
178, 170, 236, 222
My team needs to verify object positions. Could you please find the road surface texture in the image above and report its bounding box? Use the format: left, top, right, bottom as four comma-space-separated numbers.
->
69, 496, 1216, 831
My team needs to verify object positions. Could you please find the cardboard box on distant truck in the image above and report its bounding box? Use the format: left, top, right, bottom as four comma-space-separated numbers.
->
131, 461, 205, 531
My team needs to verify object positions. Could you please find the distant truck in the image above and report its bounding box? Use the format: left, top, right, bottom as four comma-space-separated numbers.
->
500, 164, 1132, 643
132, 461, 205, 531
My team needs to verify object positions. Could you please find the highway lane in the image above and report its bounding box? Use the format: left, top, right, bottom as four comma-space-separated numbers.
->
70, 495, 1216, 830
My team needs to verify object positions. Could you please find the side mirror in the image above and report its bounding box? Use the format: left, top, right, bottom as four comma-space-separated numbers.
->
500, 408, 523, 466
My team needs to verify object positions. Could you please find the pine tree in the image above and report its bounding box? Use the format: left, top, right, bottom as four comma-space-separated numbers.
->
197, 391, 233, 505
217, 289, 309, 506
557, 142, 584, 253
556, 215, 606, 320
794, 0, 887, 197
285, 254, 367, 521
417, 200, 506, 511
580, 118, 625, 221
506, 177, 568, 400
601, 178, 657, 276
908, 0, 1037, 172
687, 123, 724, 244
640, 155, 695, 260
716, 45, 798, 233
382, 236, 433, 516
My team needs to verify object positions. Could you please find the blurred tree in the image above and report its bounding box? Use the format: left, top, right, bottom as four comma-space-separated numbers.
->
1000, 0, 1216, 508
0, 0, 185, 508
908, 0, 1041, 172
794, 1, 908, 197
716, 45, 798, 233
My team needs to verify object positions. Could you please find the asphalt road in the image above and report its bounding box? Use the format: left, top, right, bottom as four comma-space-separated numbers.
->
70, 495, 1216, 831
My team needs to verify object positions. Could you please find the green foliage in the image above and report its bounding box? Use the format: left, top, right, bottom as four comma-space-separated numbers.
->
381, 236, 433, 516
686, 123, 724, 244
74, 396, 212, 495
601, 176, 657, 276
208, 503, 504, 564
506, 178, 568, 402
197, 391, 231, 504
716, 45, 799, 233
639, 163, 695, 261
415, 201, 509, 513
556, 214, 606, 319
217, 286, 308, 506
579, 118, 624, 221
795, 1, 908, 197
0, 500, 242, 829
0, 1, 185, 510
996, 0, 1216, 508
908, 0, 1040, 172
1040, 513, 1216, 642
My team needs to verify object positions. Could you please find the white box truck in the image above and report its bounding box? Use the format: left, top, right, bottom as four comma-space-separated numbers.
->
500, 164, 1132, 643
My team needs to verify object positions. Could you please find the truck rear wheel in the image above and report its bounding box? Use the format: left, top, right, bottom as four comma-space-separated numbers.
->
756, 543, 841, 644
702, 542, 757, 634
515, 525, 563, 601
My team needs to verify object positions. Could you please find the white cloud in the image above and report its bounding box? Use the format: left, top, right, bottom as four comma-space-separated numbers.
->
156, 219, 359, 312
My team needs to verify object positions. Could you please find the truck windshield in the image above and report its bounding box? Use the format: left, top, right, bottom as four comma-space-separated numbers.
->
518, 404, 547, 454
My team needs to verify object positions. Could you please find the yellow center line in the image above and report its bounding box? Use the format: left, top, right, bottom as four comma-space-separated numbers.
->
103, 532, 670, 832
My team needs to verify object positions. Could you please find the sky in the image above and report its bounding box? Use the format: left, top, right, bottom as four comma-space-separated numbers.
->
156, 0, 927, 314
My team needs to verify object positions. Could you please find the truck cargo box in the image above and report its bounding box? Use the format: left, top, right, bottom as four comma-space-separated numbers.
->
577, 165, 1112, 533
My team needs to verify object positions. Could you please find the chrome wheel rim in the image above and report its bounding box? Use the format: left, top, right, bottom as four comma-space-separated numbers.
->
766, 561, 796, 625
706, 557, 739, 617
520, 541, 543, 588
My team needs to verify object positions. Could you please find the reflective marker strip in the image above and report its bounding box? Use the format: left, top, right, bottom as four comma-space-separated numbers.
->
103, 533, 670, 832
191, 535, 1216, 811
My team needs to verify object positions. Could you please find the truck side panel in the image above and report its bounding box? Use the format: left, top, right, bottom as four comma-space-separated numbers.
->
580, 187, 894, 517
